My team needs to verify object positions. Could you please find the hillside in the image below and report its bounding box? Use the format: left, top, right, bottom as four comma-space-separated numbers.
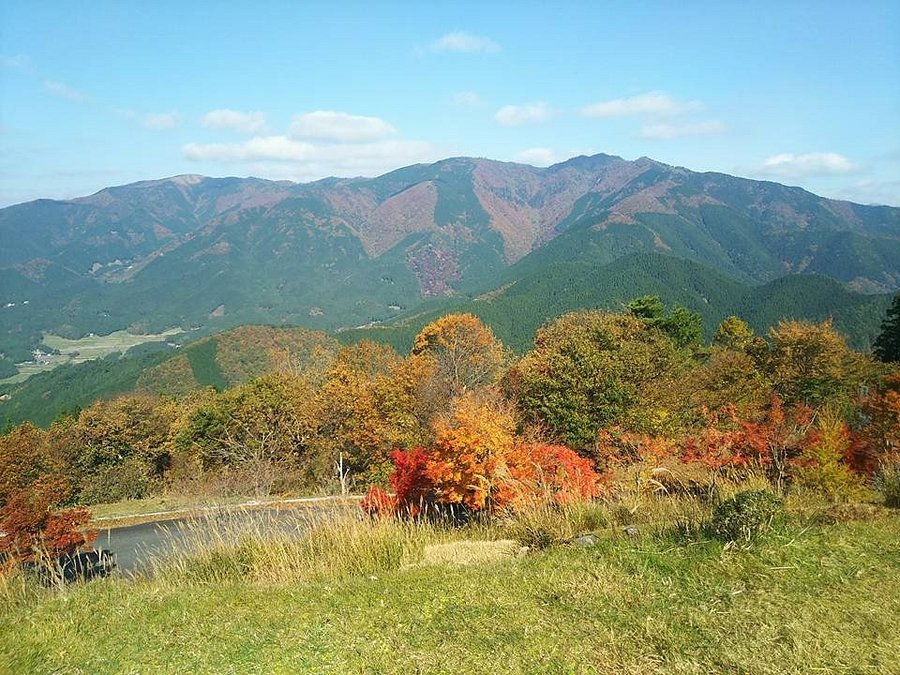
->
2, 253, 892, 428
0, 326, 339, 427
2, 154, 898, 379
344, 253, 894, 354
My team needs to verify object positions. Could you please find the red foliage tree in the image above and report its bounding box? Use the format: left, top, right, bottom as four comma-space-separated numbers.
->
0, 477, 96, 561
498, 444, 605, 509
387, 447, 434, 516
681, 396, 817, 488
362, 443, 603, 517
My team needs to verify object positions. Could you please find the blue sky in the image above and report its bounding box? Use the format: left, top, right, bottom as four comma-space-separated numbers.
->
1, 1, 898, 206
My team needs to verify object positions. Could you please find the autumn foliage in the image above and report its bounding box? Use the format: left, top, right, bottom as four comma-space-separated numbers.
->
499, 444, 605, 509
362, 392, 604, 518
2, 303, 898, 522
0, 477, 96, 561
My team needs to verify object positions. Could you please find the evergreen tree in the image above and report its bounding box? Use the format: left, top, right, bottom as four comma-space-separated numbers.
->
626, 295, 703, 348
873, 294, 900, 363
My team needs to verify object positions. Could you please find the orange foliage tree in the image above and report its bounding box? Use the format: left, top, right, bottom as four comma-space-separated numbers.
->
362, 392, 603, 517
0, 422, 56, 506
425, 391, 517, 510
412, 313, 506, 400
858, 373, 900, 463
318, 342, 430, 485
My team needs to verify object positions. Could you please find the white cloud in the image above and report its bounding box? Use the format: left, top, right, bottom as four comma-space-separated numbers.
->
141, 112, 179, 130
184, 136, 314, 162
640, 120, 726, 140
430, 32, 500, 54
759, 152, 860, 177
515, 147, 564, 166
452, 91, 487, 108
184, 110, 442, 179
202, 109, 267, 134
580, 91, 702, 118
44, 80, 90, 103
1, 54, 32, 72
289, 111, 396, 143
494, 102, 552, 126
182, 135, 437, 179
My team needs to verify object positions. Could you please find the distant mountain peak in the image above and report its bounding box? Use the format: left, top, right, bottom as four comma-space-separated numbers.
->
168, 174, 207, 186
1, 152, 897, 380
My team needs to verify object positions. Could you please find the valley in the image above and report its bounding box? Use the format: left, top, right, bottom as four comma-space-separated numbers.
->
0, 328, 182, 386
3, 5, 898, 674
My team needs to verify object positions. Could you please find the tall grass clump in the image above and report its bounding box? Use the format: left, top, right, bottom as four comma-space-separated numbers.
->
150, 508, 459, 585
501, 501, 609, 549
875, 458, 900, 508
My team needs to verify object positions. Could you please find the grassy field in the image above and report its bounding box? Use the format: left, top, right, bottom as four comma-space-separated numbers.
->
0, 329, 181, 386
2, 496, 898, 674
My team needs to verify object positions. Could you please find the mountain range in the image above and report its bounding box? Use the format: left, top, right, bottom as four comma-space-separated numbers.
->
1, 153, 898, 382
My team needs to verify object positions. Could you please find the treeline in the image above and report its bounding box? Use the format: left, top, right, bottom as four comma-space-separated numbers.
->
1, 296, 899, 556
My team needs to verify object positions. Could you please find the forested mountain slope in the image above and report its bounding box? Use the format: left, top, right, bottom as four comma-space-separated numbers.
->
2, 154, 897, 378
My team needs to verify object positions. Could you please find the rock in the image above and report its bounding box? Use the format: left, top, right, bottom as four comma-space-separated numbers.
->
623, 525, 641, 539
574, 534, 599, 547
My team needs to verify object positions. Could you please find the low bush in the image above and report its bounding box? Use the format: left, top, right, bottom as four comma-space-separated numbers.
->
709, 490, 784, 544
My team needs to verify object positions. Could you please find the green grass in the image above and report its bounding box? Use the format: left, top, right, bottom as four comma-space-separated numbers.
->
1, 502, 898, 673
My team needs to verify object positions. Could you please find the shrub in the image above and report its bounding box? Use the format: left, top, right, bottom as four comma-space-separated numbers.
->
360, 487, 396, 516
875, 459, 900, 508
498, 444, 605, 510
363, 442, 603, 520
77, 457, 156, 505
792, 410, 865, 503
709, 490, 784, 544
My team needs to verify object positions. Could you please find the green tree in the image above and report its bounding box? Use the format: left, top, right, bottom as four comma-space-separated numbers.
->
61, 394, 178, 503
873, 294, 900, 363
180, 373, 322, 496
713, 316, 756, 351
508, 310, 688, 449
766, 319, 874, 407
